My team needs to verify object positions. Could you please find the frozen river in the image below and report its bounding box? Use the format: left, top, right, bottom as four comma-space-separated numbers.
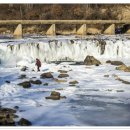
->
0, 35, 130, 126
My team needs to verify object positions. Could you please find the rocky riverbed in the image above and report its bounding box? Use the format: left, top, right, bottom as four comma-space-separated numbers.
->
0, 57, 130, 126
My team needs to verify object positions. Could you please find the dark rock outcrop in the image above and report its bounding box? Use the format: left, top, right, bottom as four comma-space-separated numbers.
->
84, 55, 101, 65
40, 72, 53, 79
18, 81, 31, 88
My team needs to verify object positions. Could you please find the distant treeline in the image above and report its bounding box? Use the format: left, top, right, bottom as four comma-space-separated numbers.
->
0, 4, 129, 20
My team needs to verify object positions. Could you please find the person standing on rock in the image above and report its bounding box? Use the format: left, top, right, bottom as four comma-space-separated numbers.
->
35, 58, 41, 71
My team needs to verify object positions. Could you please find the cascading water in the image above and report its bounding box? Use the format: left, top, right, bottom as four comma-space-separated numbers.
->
0, 36, 130, 66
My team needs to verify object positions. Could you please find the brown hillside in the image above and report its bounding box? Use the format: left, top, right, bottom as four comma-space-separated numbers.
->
0, 4, 130, 20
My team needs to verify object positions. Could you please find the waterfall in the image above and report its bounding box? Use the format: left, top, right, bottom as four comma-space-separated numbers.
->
0, 37, 130, 65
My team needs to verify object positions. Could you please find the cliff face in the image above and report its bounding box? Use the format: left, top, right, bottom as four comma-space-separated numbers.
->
0, 4, 129, 20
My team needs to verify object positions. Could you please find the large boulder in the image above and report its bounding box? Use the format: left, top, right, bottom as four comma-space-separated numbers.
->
84, 55, 101, 65
40, 72, 53, 79
18, 81, 31, 88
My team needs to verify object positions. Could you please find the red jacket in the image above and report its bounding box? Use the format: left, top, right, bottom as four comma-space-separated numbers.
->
36, 59, 41, 67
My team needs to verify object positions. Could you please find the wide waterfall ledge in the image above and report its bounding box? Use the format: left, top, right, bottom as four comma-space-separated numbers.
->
0, 35, 130, 66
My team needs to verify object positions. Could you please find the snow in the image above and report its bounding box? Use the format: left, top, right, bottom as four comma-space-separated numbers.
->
0, 83, 24, 98
0, 35, 130, 126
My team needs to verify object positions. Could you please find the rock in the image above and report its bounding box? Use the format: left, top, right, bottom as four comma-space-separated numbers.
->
40, 72, 53, 79
45, 91, 66, 100
104, 75, 109, 77
18, 81, 31, 88
69, 80, 79, 84
95, 64, 99, 66
18, 118, 32, 126
45, 96, 60, 100
60, 96, 67, 99
58, 70, 68, 73
113, 75, 130, 84
21, 66, 27, 71
30, 80, 42, 85
121, 80, 130, 84
14, 106, 19, 110
111, 61, 124, 66
106, 60, 111, 63
116, 64, 127, 71
56, 88, 64, 90
0, 107, 17, 126
0, 118, 15, 126
116, 65, 130, 72
107, 89, 112, 91
58, 73, 69, 78
43, 83, 48, 86
18, 74, 26, 79
106, 60, 124, 66
5, 81, 10, 83
116, 90, 124, 92
51, 91, 60, 97
84, 55, 101, 65
124, 66, 130, 72
0, 108, 16, 113
54, 78, 67, 83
